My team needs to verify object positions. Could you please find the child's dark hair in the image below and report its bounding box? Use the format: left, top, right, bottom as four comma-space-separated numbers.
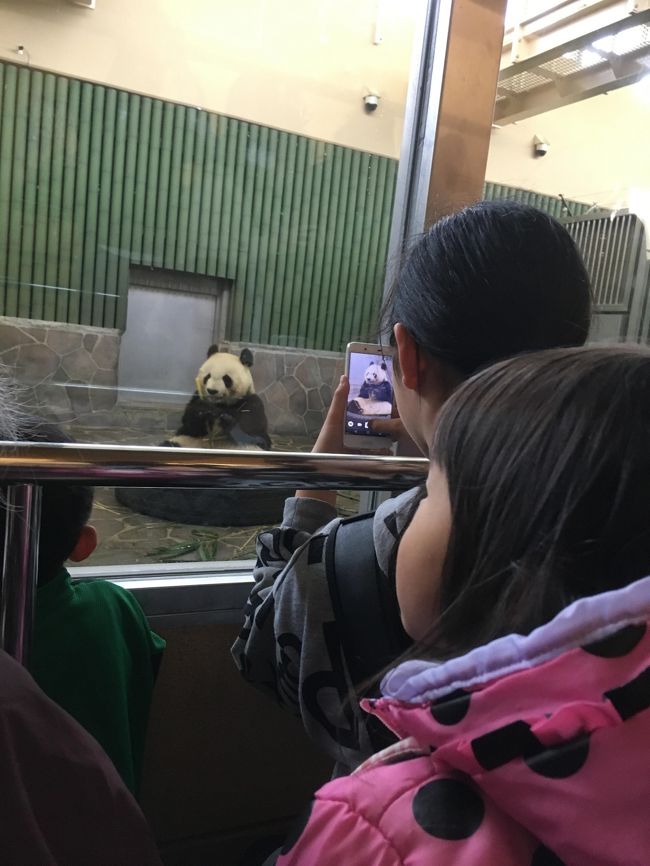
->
424, 345, 650, 660
0, 419, 93, 585
382, 200, 592, 375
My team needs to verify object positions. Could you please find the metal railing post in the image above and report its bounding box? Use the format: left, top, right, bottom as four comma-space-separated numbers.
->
1, 483, 42, 665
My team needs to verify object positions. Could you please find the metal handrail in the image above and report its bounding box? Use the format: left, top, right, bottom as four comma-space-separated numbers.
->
0, 442, 428, 665
0, 441, 429, 489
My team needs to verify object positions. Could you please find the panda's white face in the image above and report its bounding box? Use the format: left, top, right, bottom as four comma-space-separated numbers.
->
198, 351, 254, 404
364, 362, 388, 385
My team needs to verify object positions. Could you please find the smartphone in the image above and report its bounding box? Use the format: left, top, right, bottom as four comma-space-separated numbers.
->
343, 342, 395, 450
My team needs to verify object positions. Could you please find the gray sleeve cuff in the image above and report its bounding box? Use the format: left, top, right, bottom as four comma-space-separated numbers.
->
282, 497, 338, 534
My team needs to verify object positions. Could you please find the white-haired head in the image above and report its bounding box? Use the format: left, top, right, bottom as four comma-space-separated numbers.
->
0, 375, 21, 442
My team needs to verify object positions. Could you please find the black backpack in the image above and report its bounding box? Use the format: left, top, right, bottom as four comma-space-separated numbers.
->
324, 512, 412, 694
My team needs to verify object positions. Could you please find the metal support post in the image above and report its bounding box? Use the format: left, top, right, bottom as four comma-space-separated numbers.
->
1, 483, 42, 666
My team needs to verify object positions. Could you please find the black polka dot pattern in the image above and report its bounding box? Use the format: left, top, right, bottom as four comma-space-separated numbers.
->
472, 720, 540, 771
384, 512, 399, 539
280, 800, 314, 855
430, 689, 471, 725
412, 778, 485, 840
524, 734, 590, 779
605, 665, 650, 721
531, 843, 566, 865
582, 623, 646, 657
472, 720, 590, 778
307, 535, 326, 565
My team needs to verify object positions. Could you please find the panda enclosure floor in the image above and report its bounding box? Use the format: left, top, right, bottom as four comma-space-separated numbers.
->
68, 426, 360, 567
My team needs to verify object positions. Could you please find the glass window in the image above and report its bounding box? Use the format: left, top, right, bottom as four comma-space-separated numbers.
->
0, 0, 421, 568
486, 0, 650, 345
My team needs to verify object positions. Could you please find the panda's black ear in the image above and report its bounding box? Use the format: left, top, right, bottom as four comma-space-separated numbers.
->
206, 344, 220, 358
381, 362, 387, 370
240, 348, 254, 368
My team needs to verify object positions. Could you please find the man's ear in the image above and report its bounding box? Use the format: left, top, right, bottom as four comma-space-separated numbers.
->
394, 323, 426, 391
68, 525, 98, 563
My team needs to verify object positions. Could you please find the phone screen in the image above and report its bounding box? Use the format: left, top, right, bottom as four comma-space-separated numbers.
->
345, 351, 394, 438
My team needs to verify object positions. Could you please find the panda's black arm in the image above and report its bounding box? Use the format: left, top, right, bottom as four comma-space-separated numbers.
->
176, 395, 217, 438
229, 395, 272, 450
378, 381, 393, 402
238, 395, 270, 434
358, 382, 370, 398
229, 426, 271, 450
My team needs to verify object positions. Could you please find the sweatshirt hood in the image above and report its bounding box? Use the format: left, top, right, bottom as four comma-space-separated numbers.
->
363, 573, 650, 866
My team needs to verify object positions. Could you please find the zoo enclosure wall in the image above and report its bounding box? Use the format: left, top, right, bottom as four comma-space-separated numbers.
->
0, 60, 591, 354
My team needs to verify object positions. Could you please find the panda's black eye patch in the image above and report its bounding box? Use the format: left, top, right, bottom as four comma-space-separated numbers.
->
203, 374, 210, 384
223, 374, 233, 389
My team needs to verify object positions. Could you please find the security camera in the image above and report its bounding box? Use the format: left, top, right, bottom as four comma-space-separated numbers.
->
533, 134, 550, 158
363, 94, 380, 113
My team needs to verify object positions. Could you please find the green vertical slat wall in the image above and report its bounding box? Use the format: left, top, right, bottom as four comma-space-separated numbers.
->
482, 181, 590, 220
0, 60, 397, 351
0, 60, 591, 351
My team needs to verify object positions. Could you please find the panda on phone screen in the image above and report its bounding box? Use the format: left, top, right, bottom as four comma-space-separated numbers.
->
347, 360, 393, 417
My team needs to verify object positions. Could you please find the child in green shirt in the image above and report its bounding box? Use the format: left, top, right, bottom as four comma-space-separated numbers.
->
3, 419, 165, 797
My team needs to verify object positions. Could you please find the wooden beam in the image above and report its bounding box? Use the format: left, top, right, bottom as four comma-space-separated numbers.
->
425, 0, 508, 224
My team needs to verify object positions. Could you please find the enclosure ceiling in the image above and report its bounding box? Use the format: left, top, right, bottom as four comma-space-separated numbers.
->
496, 10, 650, 123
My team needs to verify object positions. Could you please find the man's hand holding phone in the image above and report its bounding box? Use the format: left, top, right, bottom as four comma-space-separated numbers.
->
342, 342, 396, 451
295, 343, 417, 503
368, 417, 423, 457
310, 374, 351, 455
295, 375, 352, 504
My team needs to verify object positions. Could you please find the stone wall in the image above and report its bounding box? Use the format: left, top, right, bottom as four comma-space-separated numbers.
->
0, 317, 120, 424
221, 343, 345, 437
0, 321, 344, 438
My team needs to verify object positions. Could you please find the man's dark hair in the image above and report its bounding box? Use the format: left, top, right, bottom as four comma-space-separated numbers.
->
382, 200, 592, 376
1, 419, 93, 585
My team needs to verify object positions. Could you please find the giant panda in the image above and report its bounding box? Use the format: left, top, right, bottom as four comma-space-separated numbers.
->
164, 345, 271, 450
116, 345, 280, 525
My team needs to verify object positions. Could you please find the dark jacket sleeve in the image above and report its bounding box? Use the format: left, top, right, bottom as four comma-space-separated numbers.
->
231, 496, 376, 770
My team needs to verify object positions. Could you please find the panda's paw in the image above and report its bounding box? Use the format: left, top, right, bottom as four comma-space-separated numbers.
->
160, 439, 181, 448
347, 400, 363, 414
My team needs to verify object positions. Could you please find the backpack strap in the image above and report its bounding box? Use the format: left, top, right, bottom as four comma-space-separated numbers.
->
325, 512, 411, 693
